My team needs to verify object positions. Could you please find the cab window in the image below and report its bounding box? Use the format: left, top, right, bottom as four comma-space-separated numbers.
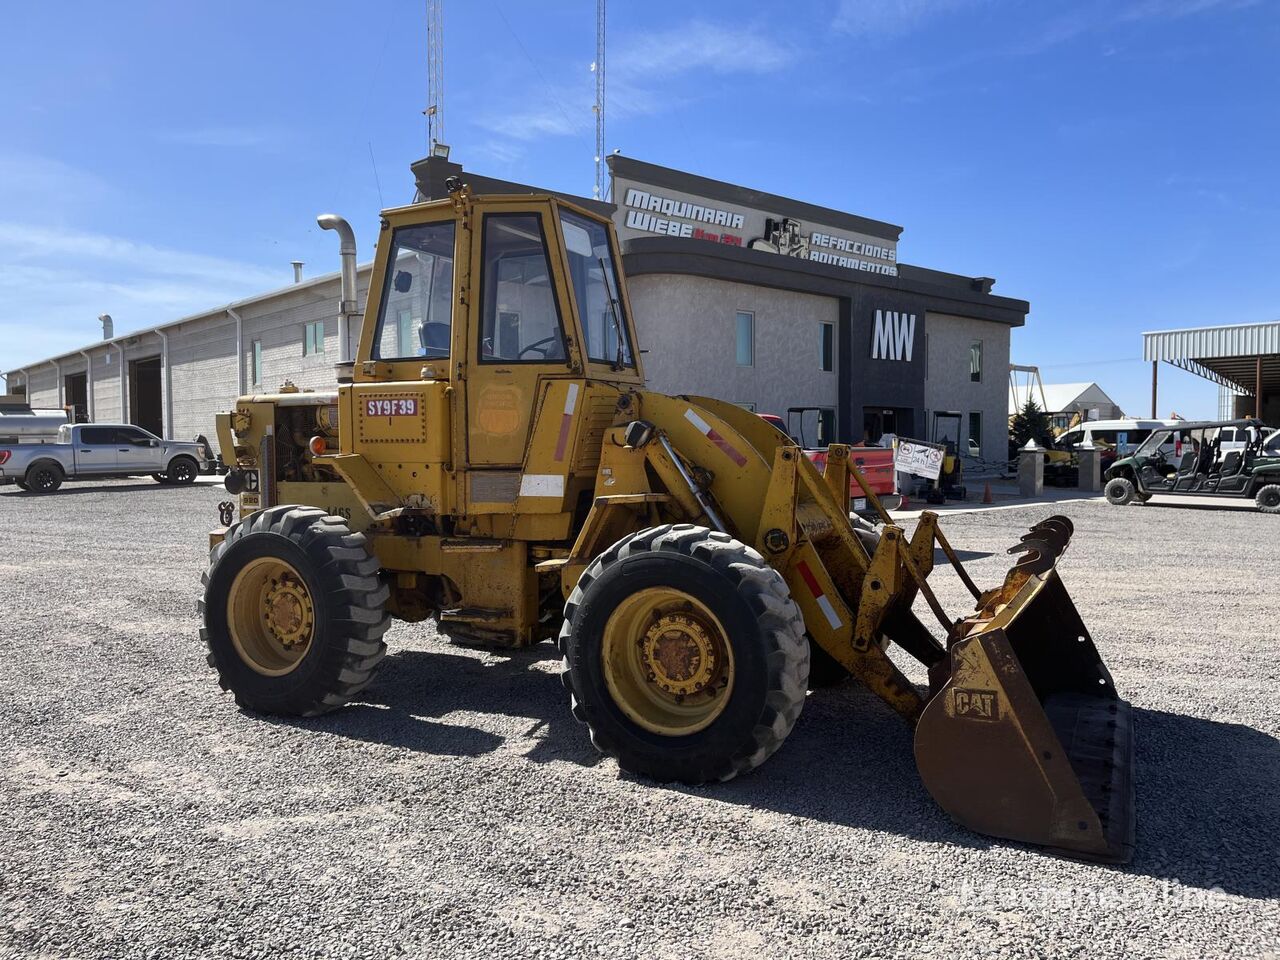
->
478, 213, 566, 363
372, 220, 456, 361
559, 209, 634, 367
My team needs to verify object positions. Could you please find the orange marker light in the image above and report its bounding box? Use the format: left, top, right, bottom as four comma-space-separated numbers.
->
308, 436, 328, 456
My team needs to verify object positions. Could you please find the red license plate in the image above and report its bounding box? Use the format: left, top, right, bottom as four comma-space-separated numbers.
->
365, 397, 418, 417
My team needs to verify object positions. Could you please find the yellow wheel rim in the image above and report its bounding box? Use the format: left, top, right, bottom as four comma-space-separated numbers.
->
601, 587, 735, 736
226, 556, 316, 677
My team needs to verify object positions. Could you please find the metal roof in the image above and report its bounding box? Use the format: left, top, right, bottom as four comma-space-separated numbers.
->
1143, 320, 1280, 395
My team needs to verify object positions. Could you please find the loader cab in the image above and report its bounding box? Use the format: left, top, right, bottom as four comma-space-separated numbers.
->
354, 191, 644, 469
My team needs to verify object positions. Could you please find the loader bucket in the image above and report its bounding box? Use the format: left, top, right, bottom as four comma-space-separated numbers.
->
914, 516, 1136, 863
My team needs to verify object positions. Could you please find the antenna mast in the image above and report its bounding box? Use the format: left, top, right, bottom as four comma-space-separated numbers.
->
592, 0, 606, 199
426, 0, 444, 150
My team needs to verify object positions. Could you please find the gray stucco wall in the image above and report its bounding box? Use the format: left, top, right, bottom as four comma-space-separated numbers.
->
922, 312, 1011, 461
627, 274, 840, 431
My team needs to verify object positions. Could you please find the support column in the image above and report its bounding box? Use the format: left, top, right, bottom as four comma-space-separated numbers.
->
1257, 355, 1264, 419
1018, 443, 1044, 498
1151, 361, 1158, 419
1077, 447, 1101, 492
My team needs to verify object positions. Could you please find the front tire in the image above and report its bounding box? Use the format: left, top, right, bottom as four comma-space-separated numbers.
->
1256, 484, 1280, 514
168, 456, 198, 485
560, 524, 808, 784
200, 505, 390, 716
1105, 477, 1135, 506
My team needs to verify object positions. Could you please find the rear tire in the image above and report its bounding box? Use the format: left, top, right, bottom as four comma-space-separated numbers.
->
560, 524, 808, 784
200, 505, 390, 716
25, 463, 63, 494
167, 456, 198, 485
1105, 477, 1135, 506
1256, 484, 1280, 514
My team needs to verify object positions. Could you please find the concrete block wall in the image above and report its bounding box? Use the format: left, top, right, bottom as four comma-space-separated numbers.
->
628, 274, 840, 420
922, 311, 1011, 462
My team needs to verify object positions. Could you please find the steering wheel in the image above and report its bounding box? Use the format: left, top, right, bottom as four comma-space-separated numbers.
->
518, 336, 560, 360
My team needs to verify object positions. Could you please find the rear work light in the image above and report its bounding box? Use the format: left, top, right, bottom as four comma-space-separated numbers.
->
0, 450, 11, 465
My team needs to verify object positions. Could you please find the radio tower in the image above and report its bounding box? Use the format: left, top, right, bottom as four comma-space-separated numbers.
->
426, 0, 444, 151
592, 0, 606, 199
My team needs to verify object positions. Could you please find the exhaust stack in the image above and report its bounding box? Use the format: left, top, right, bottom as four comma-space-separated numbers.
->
317, 214, 359, 364
99, 314, 113, 340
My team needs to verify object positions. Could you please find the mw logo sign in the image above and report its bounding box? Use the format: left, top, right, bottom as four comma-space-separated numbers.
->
871, 309, 916, 361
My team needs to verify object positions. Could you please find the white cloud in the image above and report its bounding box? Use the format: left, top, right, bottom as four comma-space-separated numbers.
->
156, 125, 284, 149
832, 0, 991, 36
0, 223, 284, 369
470, 20, 794, 146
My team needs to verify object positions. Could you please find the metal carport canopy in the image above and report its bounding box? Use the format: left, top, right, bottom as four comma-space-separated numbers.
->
1143, 320, 1280, 395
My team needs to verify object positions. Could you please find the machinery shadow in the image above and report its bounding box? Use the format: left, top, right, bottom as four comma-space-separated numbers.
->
933, 547, 994, 563
272, 642, 597, 765
1125, 706, 1279, 899
274, 640, 1280, 897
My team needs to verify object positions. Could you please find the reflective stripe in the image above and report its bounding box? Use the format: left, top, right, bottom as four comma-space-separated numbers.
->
554, 383, 580, 462
519, 474, 565, 497
684, 408, 748, 468
796, 559, 843, 630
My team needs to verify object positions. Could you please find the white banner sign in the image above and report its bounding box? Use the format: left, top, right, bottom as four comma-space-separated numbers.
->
894, 438, 945, 481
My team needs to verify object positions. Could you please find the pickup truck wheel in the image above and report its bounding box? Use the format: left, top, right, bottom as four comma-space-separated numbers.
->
25, 463, 63, 494
200, 505, 391, 717
560, 524, 808, 784
167, 457, 198, 485
1256, 484, 1280, 514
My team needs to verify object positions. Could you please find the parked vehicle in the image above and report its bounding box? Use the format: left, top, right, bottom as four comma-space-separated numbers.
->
0, 397, 71, 443
1045, 418, 1182, 486
759, 410, 900, 513
1104, 418, 1280, 512
0, 423, 213, 493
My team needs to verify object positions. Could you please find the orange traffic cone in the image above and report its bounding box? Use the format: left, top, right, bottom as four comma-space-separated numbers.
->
982, 482, 993, 504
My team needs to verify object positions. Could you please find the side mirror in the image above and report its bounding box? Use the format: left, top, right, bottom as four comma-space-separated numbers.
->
148, 439, 159, 447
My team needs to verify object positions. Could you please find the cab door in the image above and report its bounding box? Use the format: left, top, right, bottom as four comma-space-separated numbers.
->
465, 206, 576, 466
74, 425, 118, 473
115, 426, 163, 472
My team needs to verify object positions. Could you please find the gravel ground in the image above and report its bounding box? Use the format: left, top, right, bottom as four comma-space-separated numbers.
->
0, 479, 1276, 959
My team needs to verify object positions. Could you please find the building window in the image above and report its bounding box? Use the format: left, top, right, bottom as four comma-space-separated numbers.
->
735, 311, 754, 366
969, 412, 982, 453
819, 322, 834, 372
817, 409, 836, 446
969, 340, 983, 382
303, 320, 325, 356
250, 340, 262, 386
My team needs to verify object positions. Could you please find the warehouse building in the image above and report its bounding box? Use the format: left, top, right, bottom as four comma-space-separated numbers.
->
1144, 320, 1279, 423
6, 155, 1029, 460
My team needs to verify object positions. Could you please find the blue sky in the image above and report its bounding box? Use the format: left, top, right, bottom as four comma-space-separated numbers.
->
2, 0, 1276, 417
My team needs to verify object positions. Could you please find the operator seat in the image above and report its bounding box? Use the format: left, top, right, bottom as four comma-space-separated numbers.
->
1168, 451, 1196, 489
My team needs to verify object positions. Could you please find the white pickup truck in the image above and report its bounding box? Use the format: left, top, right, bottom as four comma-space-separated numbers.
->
0, 423, 212, 493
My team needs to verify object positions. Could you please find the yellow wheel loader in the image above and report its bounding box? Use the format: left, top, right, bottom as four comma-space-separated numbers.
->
203, 181, 1135, 862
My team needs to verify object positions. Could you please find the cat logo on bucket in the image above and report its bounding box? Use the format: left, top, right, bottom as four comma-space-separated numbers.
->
953, 688, 1000, 721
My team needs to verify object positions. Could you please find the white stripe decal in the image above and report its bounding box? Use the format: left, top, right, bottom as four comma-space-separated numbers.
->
684, 408, 711, 434
563, 382, 580, 415
816, 594, 843, 631
519, 474, 565, 498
